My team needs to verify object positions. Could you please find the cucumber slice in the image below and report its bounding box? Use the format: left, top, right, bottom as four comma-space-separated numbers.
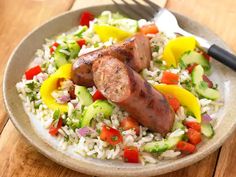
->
195, 84, 220, 100
192, 64, 204, 85
180, 51, 210, 71
143, 135, 183, 153
74, 86, 93, 106
97, 14, 109, 24
192, 65, 220, 100
98, 12, 125, 24
68, 42, 80, 59
112, 12, 125, 19
97, 12, 138, 33
81, 100, 114, 127
112, 19, 138, 33
143, 140, 169, 153
165, 136, 183, 149
201, 123, 214, 138
172, 121, 185, 131
54, 48, 68, 68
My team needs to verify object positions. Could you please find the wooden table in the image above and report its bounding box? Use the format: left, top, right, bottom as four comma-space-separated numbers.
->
0, 0, 236, 176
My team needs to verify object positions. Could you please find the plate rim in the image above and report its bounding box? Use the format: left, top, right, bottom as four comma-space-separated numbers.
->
3, 4, 236, 177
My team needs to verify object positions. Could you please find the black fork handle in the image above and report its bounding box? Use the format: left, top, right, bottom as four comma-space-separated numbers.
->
208, 44, 236, 70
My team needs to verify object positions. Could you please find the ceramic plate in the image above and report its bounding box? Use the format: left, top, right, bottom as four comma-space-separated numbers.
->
3, 3, 236, 177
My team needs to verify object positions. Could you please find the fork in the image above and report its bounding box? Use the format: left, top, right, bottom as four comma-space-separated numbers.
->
112, 0, 236, 70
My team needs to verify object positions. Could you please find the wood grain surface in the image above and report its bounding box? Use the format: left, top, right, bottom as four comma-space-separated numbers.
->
0, 0, 74, 132
0, 0, 236, 177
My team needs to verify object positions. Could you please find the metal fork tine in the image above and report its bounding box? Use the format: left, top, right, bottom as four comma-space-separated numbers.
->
143, 0, 161, 12
112, 0, 141, 19
111, 0, 130, 17
119, 0, 152, 19
131, 0, 154, 19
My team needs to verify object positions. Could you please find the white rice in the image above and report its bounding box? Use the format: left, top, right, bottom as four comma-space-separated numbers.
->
15, 11, 222, 165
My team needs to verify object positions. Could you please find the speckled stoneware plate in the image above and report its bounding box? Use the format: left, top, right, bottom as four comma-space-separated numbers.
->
3, 3, 236, 177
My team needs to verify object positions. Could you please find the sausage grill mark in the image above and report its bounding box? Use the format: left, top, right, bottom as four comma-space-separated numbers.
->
92, 56, 175, 135
72, 33, 151, 87
147, 99, 154, 109
139, 90, 146, 98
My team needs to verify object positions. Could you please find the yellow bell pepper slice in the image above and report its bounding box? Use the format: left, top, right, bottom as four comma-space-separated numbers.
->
163, 36, 196, 67
40, 64, 72, 113
94, 24, 132, 42
154, 84, 201, 122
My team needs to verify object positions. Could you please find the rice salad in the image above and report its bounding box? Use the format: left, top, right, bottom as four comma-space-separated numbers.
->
16, 11, 222, 164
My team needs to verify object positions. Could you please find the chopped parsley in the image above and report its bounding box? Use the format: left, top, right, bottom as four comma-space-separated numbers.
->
111, 135, 118, 141
26, 82, 36, 90
26, 92, 38, 101
179, 59, 186, 69
153, 46, 160, 52
53, 109, 60, 120
181, 80, 193, 91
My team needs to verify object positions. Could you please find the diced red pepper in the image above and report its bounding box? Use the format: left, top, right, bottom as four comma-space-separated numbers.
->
177, 141, 196, 154
164, 93, 181, 112
25, 65, 42, 80
186, 63, 198, 73
184, 121, 201, 132
77, 39, 86, 48
187, 128, 202, 145
161, 71, 179, 85
198, 50, 211, 61
79, 11, 94, 27
120, 117, 140, 135
140, 24, 159, 34
92, 90, 106, 101
100, 125, 123, 146
50, 42, 59, 54
123, 146, 139, 163
49, 118, 63, 136
202, 75, 213, 88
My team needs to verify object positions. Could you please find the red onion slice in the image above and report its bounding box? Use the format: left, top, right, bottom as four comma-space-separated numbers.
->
58, 95, 70, 103
76, 127, 91, 137
202, 114, 212, 122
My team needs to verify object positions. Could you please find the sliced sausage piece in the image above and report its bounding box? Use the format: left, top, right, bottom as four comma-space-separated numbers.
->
72, 33, 151, 87
125, 33, 151, 72
92, 56, 175, 135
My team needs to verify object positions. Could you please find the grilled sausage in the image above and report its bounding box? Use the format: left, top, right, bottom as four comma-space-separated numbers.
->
72, 33, 151, 87
92, 56, 175, 135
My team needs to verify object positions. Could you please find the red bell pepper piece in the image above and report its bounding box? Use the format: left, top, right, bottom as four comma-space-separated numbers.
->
161, 71, 179, 85
92, 90, 106, 101
50, 42, 59, 54
77, 39, 86, 48
187, 128, 202, 145
184, 121, 201, 132
100, 125, 123, 146
177, 141, 196, 154
123, 146, 139, 163
25, 65, 42, 80
140, 24, 159, 34
79, 11, 94, 27
186, 63, 198, 73
120, 117, 140, 135
49, 118, 63, 136
164, 93, 181, 112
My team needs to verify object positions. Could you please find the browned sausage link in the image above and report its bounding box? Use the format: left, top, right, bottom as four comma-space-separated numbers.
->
72, 49, 107, 87
72, 33, 151, 87
92, 56, 175, 135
